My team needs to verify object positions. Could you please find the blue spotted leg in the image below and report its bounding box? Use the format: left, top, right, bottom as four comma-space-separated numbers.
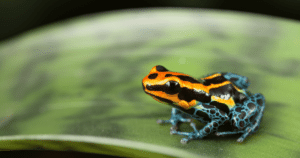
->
169, 104, 230, 144
215, 93, 265, 142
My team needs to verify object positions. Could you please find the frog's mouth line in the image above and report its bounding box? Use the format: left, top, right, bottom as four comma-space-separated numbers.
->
144, 91, 173, 104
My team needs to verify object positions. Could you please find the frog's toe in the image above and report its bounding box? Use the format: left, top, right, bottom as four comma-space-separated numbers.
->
157, 119, 172, 124
215, 131, 242, 137
156, 119, 163, 124
170, 125, 178, 131
215, 132, 223, 137
179, 118, 192, 123
180, 138, 190, 144
237, 138, 244, 143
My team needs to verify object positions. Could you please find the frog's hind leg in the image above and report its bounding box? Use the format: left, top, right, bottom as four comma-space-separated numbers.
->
236, 93, 265, 142
215, 93, 265, 142
157, 108, 192, 131
222, 72, 250, 90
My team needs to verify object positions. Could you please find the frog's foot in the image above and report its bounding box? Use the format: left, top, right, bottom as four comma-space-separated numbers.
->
171, 122, 202, 144
157, 117, 192, 132
157, 108, 192, 132
215, 131, 243, 137
172, 121, 221, 144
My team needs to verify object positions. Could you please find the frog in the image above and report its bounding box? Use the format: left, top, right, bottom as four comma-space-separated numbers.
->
142, 65, 265, 144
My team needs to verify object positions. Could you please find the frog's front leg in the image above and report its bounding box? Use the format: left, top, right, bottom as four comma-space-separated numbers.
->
157, 108, 192, 132
171, 106, 229, 144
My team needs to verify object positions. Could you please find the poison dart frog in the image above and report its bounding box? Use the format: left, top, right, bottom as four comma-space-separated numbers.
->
142, 65, 265, 144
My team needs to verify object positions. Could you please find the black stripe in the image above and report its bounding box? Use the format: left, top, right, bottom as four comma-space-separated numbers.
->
156, 65, 169, 72
209, 84, 233, 96
174, 75, 200, 83
165, 74, 172, 77
203, 75, 227, 86
147, 85, 211, 103
148, 73, 158, 79
209, 83, 247, 104
178, 87, 211, 103
164, 74, 201, 83
146, 84, 179, 95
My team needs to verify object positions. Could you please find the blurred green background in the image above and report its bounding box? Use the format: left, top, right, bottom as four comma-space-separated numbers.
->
0, 4, 300, 158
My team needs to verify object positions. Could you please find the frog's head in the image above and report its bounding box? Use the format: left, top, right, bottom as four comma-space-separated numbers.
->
142, 65, 201, 109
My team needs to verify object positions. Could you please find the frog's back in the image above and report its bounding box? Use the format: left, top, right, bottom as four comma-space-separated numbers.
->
200, 73, 249, 109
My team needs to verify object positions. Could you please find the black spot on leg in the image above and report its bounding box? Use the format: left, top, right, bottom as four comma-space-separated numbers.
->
239, 111, 246, 119
239, 121, 245, 128
219, 110, 226, 116
195, 110, 210, 122
257, 99, 263, 106
250, 112, 258, 122
247, 103, 256, 110
245, 118, 249, 123
210, 110, 215, 114
213, 122, 218, 127
148, 73, 158, 79
250, 115, 255, 122
205, 127, 210, 133
235, 107, 242, 112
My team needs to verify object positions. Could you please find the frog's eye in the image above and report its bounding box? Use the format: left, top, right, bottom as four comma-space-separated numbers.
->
165, 81, 181, 94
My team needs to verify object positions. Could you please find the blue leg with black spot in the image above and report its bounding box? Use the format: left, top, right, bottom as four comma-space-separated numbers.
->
222, 72, 250, 89
215, 93, 265, 142
170, 106, 230, 144
173, 119, 225, 144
